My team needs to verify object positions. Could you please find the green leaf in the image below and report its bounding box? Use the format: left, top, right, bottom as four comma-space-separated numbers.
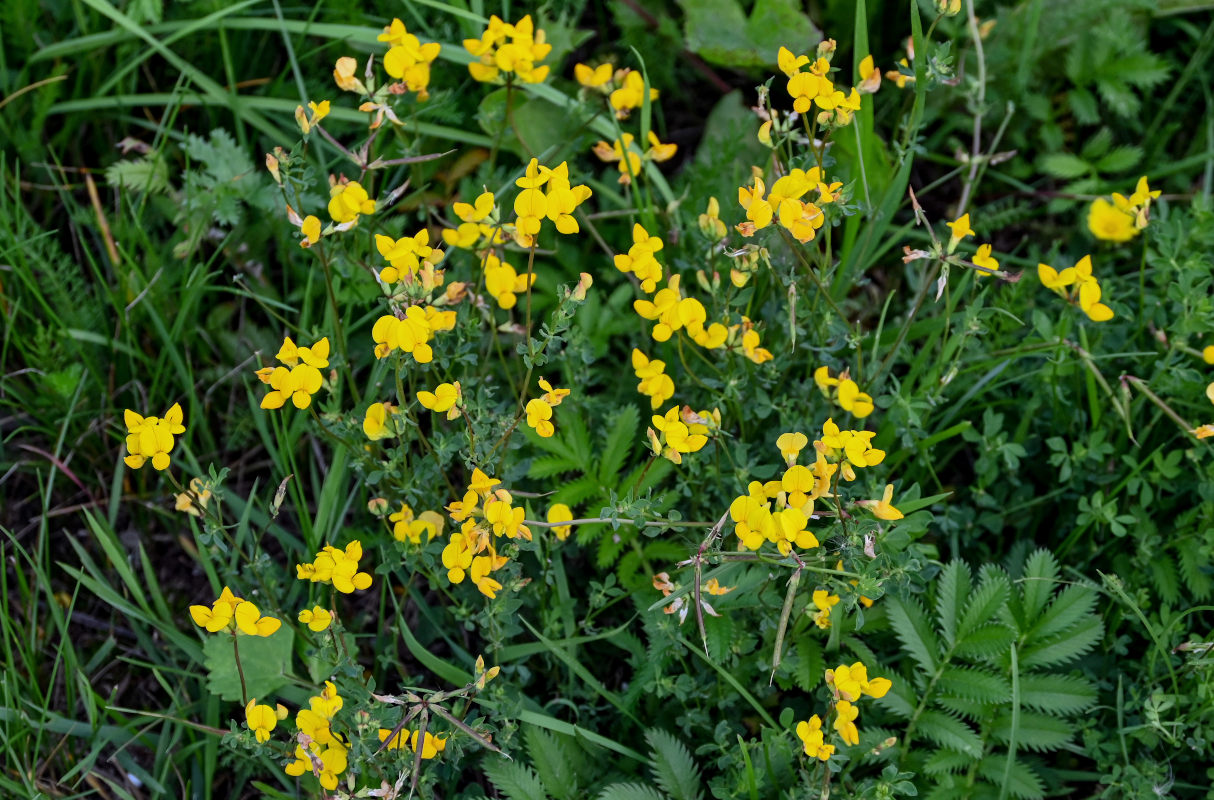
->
1026, 584, 1098, 641
886, 594, 940, 673
915, 711, 982, 758
677, 0, 818, 68
1016, 673, 1096, 714
958, 570, 1009, 639
991, 712, 1075, 752
977, 756, 1045, 799
202, 629, 293, 702
1036, 153, 1090, 179
645, 728, 702, 800
525, 727, 582, 800
1095, 145, 1143, 174
703, 612, 734, 663
936, 560, 971, 646
105, 155, 170, 194
935, 667, 1010, 704
597, 784, 666, 800
528, 454, 582, 480
1019, 549, 1059, 623
954, 623, 1016, 660
599, 405, 640, 486
794, 636, 825, 694
483, 759, 548, 800
1018, 614, 1102, 668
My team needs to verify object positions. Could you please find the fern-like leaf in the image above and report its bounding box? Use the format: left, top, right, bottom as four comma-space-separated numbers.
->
915, 711, 982, 758
887, 594, 940, 673
977, 755, 1045, 799
936, 561, 971, 646
958, 569, 1009, 639
1016, 673, 1096, 714
954, 623, 1016, 661
645, 729, 702, 800
991, 711, 1075, 752
935, 667, 1011, 704
1019, 549, 1058, 623
597, 783, 667, 800
1178, 539, 1212, 601
599, 405, 640, 485
525, 727, 582, 800
1027, 584, 1097, 641
483, 759, 548, 800
1018, 614, 1102, 669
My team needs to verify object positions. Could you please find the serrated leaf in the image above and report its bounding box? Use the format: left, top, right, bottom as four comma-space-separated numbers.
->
936, 561, 971, 646
597, 784, 666, 800
794, 635, 824, 693
525, 727, 581, 800
1016, 673, 1096, 714
886, 594, 940, 673
1179, 540, 1212, 600
922, 748, 973, 775
105, 156, 170, 194
1037, 153, 1090, 180
935, 695, 994, 721
1095, 145, 1142, 174
1027, 584, 1097, 642
203, 628, 293, 702
1080, 128, 1113, 160
599, 405, 640, 485
977, 755, 1045, 799
1018, 615, 1102, 668
958, 572, 1009, 639
483, 759, 547, 800
936, 667, 1010, 704
703, 612, 734, 663
954, 623, 1016, 660
915, 711, 982, 758
552, 475, 603, 509
1020, 550, 1059, 622
878, 673, 916, 719
528, 454, 582, 480
991, 711, 1076, 752
645, 729, 702, 800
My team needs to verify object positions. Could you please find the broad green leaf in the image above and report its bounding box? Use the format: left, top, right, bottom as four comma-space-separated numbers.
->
203, 628, 294, 702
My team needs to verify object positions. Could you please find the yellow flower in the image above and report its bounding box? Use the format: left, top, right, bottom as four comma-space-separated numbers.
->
575, 62, 613, 90
188, 586, 242, 632
862, 483, 904, 520
300, 215, 321, 248
463, 14, 551, 85
175, 477, 211, 517
245, 700, 277, 743
826, 662, 892, 702
526, 398, 555, 438
375, 229, 444, 284
811, 589, 840, 629
946, 213, 974, 253
614, 223, 665, 291
795, 714, 834, 761
547, 503, 574, 541
381, 20, 441, 100
1195, 424, 1214, 439
299, 541, 373, 594
777, 432, 809, 466
1087, 197, 1138, 242
971, 243, 999, 277
417, 382, 462, 419
327, 181, 376, 225
363, 401, 395, 440
609, 69, 658, 118
836, 379, 875, 418
298, 606, 333, 632
1202, 345, 1214, 365
123, 403, 185, 471
333, 56, 366, 93
834, 700, 860, 746
259, 337, 329, 410
632, 349, 676, 409
698, 197, 727, 240
234, 600, 282, 637
379, 728, 448, 759
856, 54, 881, 94
372, 308, 434, 362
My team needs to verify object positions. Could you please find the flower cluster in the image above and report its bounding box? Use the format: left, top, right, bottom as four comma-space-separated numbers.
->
442, 469, 531, 599
297, 605, 333, 632
379, 18, 441, 100
614, 223, 665, 291
730, 423, 897, 555
443, 191, 506, 250
777, 45, 863, 127
379, 727, 448, 759
257, 337, 329, 410
1038, 254, 1114, 322
189, 586, 281, 637
795, 662, 891, 761
736, 167, 840, 241
464, 15, 551, 84
525, 378, 570, 438
372, 305, 455, 363
632, 349, 676, 409
375, 230, 445, 285
123, 403, 185, 471
647, 406, 719, 465
483, 251, 534, 309
328, 180, 376, 226
1088, 176, 1160, 243
285, 682, 348, 790
810, 589, 840, 629
512, 159, 593, 246
244, 699, 282, 743
592, 132, 677, 184
814, 366, 875, 418
297, 541, 373, 594
389, 503, 445, 545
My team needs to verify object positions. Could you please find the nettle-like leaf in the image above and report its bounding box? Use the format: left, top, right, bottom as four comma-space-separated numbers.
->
645, 728, 702, 800
889, 553, 1101, 800
597, 784, 666, 800
483, 759, 547, 800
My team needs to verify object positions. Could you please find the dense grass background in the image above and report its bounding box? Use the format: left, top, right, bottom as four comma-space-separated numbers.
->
3, 0, 1214, 798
